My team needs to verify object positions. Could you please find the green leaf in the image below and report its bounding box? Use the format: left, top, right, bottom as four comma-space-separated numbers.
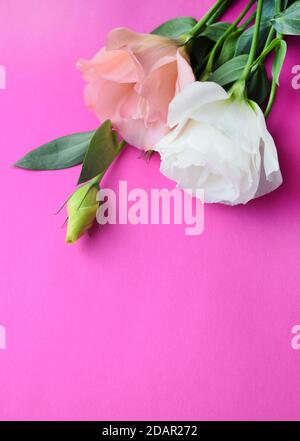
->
209, 54, 248, 86
235, 20, 271, 56
151, 16, 197, 39
200, 22, 231, 42
216, 29, 242, 67
271, 1, 300, 35
15, 131, 95, 170
262, 0, 277, 21
261, 0, 294, 21
247, 64, 271, 105
272, 39, 287, 85
284, 0, 298, 7
78, 120, 119, 185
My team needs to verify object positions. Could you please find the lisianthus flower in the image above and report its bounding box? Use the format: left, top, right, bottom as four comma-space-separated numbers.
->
154, 81, 282, 205
77, 28, 195, 151
66, 183, 99, 244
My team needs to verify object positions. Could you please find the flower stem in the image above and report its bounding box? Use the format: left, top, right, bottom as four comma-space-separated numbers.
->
231, 38, 280, 100
202, 0, 256, 79
250, 38, 281, 68
206, 0, 233, 25
117, 140, 127, 153
90, 172, 104, 186
188, 0, 229, 38
262, 26, 276, 52
238, 10, 256, 32
265, 0, 283, 118
241, 0, 264, 82
264, 79, 278, 118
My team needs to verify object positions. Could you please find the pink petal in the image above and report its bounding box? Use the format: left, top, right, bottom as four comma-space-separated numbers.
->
175, 49, 195, 93
141, 60, 177, 123
84, 78, 133, 121
119, 88, 147, 120
114, 116, 168, 151
77, 48, 142, 84
106, 27, 177, 75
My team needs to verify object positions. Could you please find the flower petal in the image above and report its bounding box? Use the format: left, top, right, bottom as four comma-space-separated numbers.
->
77, 48, 142, 84
175, 50, 195, 93
141, 60, 177, 123
83, 78, 132, 121
106, 28, 177, 75
168, 81, 229, 128
253, 103, 283, 198
114, 116, 168, 151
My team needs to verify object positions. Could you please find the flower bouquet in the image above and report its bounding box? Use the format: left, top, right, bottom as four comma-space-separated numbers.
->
15, 0, 300, 243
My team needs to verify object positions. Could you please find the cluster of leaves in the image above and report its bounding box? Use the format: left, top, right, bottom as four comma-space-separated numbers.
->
152, 0, 300, 105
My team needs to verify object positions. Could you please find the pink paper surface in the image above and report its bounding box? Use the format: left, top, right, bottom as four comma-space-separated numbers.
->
0, 0, 300, 421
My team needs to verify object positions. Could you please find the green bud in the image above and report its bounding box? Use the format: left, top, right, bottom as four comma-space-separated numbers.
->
66, 183, 99, 244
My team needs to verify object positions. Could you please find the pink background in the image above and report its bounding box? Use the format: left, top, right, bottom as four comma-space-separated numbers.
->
0, 0, 300, 421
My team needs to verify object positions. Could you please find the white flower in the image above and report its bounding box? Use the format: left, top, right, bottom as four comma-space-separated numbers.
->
154, 81, 282, 205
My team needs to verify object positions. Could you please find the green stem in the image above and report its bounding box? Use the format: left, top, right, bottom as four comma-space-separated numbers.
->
206, 0, 233, 25
202, 0, 256, 78
188, 0, 229, 38
233, 38, 279, 87
245, 34, 281, 79
245, 9, 276, 79
90, 172, 104, 186
264, 79, 277, 118
238, 10, 256, 31
241, 0, 264, 82
117, 140, 126, 153
90, 140, 127, 186
265, 0, 283, 118
250, 38, 281, 68
262, 26, 276, 51
275, 0, 282, 19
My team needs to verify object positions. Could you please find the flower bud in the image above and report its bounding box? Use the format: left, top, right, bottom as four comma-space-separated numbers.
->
66, 183, 99, 244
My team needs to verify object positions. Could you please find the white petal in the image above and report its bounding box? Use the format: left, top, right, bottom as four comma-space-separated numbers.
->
168, 81, 229, 128
253, 102, 283, 198
190, 99, 261, 154
157, 119, 256, 205
154, 120, 187, 155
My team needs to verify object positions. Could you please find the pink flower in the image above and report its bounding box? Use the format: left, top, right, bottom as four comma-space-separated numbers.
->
77, 28, 195, 151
